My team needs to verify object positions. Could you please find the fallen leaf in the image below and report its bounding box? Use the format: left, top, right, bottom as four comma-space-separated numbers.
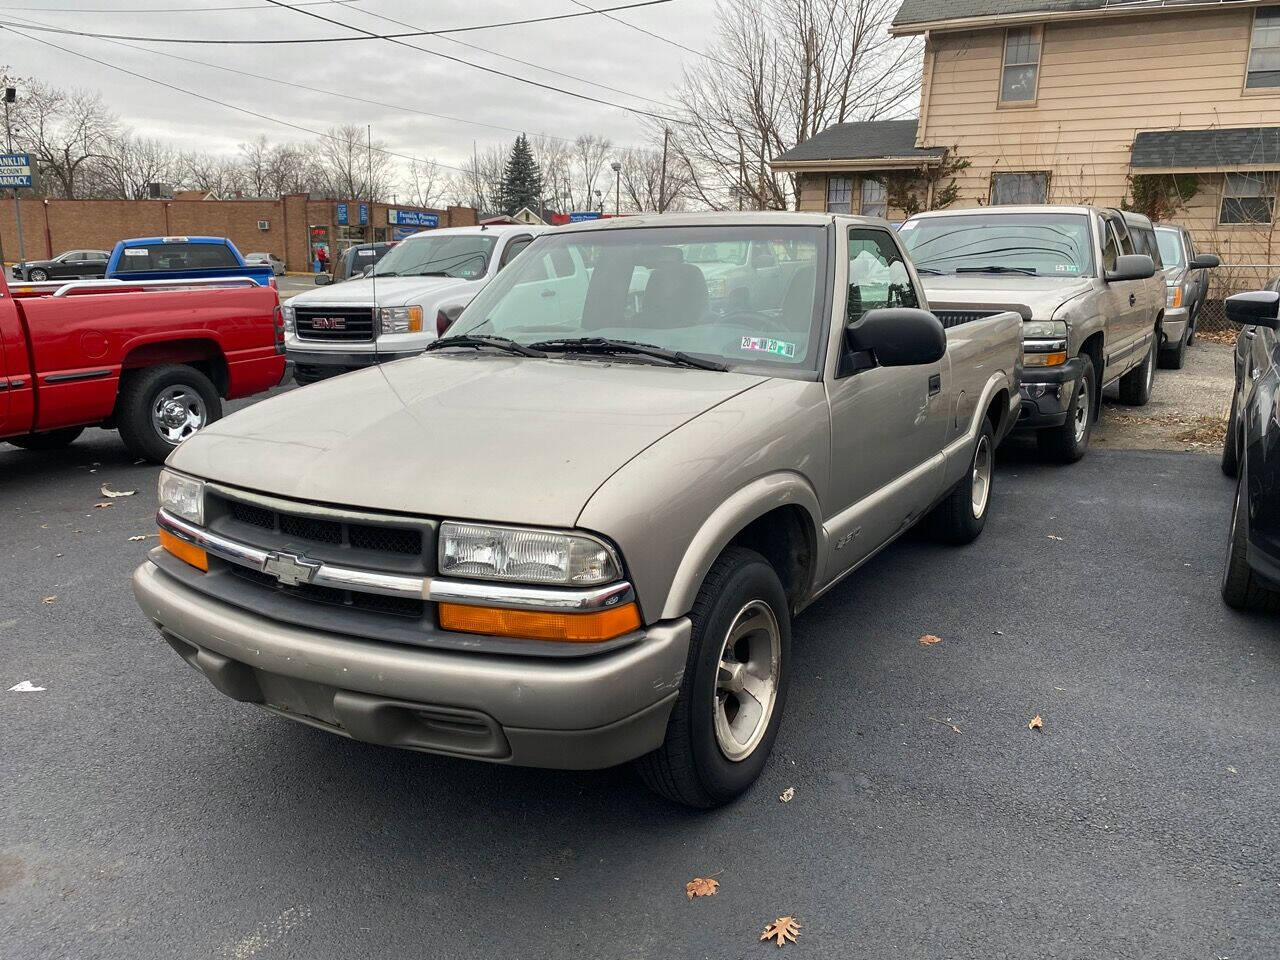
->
928, 717, 962, 734
918, 633, 943, 646
9, 680, 46, 692
1227, 766, 1238, 774
127, 535, 154, 542
1028, 714, 1044, 731
761, 916, 800, 947
42, 596, 56, 604
100, 485, 136, 498
779, 786, 795, 803
992, 629, 1005, 636
1046, 535, 1064, 541
93, 502, 113, 509
685, 876, 719, 899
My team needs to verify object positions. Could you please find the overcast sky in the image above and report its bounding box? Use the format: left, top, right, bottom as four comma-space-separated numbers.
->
2, 0, 720, 173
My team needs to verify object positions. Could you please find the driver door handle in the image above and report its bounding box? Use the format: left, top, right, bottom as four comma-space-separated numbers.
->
928, 373, 942, 396
1128, 293, 1136, 306
540, 290, 557, 299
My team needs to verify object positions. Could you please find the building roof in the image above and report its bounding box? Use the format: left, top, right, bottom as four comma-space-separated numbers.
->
892, 0, 1236, 30
1131, 127, 1280, 170
772, 119, 944, 168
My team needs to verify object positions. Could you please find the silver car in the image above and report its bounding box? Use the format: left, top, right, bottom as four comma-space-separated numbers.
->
133, 213, 1022, 807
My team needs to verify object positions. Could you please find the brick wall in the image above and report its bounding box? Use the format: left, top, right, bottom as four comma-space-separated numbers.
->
0, 194, 478, 271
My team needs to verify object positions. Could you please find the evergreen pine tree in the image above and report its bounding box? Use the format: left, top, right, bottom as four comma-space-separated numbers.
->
498, 134, 543, 215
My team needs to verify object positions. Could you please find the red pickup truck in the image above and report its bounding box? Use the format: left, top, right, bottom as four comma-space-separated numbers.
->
1, 273, 286, 462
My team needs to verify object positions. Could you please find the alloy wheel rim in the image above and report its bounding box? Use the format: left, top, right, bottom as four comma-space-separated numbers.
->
1073, 378, 1089, 443
971, 434, 993, 518
1146, 342, 1156, 391
152, 385, 206, 444
713, 599, 781, 762
29, 270, 46, 281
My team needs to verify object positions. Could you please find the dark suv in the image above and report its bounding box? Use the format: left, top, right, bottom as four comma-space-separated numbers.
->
1221, 286, 1280, 612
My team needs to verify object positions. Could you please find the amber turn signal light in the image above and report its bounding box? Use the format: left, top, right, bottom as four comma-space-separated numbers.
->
1023, 351, 1068, 367
438, 601, 642, 642
159, 529, 208, 572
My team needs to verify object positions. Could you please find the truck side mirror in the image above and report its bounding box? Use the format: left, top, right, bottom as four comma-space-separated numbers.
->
846, 308, 946, 367
1225, 290, 1280, 330
1105, 254, 1155, 283
314, 273, 332, 286
1189, 253, 1220, 270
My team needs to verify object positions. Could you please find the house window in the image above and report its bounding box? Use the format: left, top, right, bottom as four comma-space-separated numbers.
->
860, 178, 888, 219
826, 176, 853, 214
1246, 8, 1280, 89
991, 172, 1049, 205
1000, 26, 1041, 103
1220, 172, 1276, 224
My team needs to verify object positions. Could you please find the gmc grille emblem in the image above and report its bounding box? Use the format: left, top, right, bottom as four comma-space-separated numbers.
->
310, 317, 346, 329
262, 551, 322, 587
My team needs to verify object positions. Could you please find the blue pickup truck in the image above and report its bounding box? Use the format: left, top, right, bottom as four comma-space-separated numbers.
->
105, 236, 276, 287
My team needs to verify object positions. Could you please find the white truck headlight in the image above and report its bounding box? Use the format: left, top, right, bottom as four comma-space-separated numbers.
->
378, 305, 424, 334
158, 469, 204, 525
439, 522, 621, 586
281, 304, 295, 333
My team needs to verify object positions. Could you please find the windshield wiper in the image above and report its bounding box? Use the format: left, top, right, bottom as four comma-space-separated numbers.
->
372, 270, 399, 277
955, 265, 1038, 276
423, 335, 546, 358
409, 270, 458, 277
914, 266, 947, 275
527, 337, 727, 372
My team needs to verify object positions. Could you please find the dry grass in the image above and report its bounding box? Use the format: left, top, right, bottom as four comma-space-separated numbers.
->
1105, 412, 1228, 449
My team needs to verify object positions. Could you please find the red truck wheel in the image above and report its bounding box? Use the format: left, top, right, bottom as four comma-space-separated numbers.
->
116, 364, 223, 464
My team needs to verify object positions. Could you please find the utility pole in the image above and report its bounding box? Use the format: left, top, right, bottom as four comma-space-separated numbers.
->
611, 160, 621, 216
4, 86, 26, 265
658, 126, 670, 213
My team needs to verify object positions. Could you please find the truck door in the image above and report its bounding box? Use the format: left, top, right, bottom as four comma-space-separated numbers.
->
1097, 217, 1141, 380
823, 226, 946, 576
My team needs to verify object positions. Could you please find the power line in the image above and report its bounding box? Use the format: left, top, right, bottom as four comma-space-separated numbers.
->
0, 0, 363, 12
567, 0, 726, 66
258, 0, 686, 125
331, 0, 679, 112
0, 0, 677, 45
0, 23, 471, 175
5, 11, 579, 146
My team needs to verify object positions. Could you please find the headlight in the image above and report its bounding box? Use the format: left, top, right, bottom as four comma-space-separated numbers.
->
158, 469, 204, 525
1023, 319, 1068, 367
439, 522, 621, 586
378, 305, 424, 334
281, 303, 295, 332
1023, 320, 1068, 339
1166, 285, 1185, 308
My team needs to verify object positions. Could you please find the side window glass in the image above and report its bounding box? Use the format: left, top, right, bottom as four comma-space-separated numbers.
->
1099, 223, 1119, 273
499, 237, 532, 270
847, 227, 918, 325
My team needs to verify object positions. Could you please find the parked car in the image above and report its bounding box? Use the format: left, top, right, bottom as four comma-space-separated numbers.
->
319, 242, 396, 285
106, 236, 276, 287
11, 249, 111, 282
284, 225, 547, 384
1220, 286, 1280, 613
899, 205, 1164, 462
1154, 224, 1219, 368
243, 251, 286, 277
0, 270, 285, 462
132, 212, 1023, 807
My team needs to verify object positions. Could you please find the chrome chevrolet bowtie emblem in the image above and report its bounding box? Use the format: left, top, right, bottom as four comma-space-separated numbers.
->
262, 551, 321, 586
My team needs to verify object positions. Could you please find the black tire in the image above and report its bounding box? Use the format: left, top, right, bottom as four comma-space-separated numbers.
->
1221, 390, 1241, 478
7, 426, 84, 450
636, 546, 791, 808
1158, 329, 1186, 370
116, 364, 222, 464
927, 419, 995, 545
1118, 333, 1157, 406
27, 268, 47, 281
1222, 461, 1280, 613
1037, 355, 1095, 464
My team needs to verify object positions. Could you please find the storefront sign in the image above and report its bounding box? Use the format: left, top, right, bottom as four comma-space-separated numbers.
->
0, 152, 33, 188
336, 202, 348, 225
387, 209, 440, 228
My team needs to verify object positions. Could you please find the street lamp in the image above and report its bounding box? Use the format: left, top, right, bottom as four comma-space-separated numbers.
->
3, 86, 26, 264
594, 189, 603, 214
611, 160, 621, 216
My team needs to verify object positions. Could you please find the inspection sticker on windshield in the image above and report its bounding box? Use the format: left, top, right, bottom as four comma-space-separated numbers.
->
740, 336, 796, 359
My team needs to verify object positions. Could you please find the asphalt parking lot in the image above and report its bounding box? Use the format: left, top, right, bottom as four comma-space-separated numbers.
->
4, 392, 1279, 958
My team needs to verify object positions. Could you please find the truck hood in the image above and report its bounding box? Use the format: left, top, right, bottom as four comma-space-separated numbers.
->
287, 275, 479, 308
169, 355, 767, 528
921, 274, 1093, 320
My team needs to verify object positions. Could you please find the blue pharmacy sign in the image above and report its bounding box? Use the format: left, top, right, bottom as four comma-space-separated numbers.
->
336, 202, 348, 225
0, 152, 33, 188
358, 202, 369, 225
387, 209, 439, 228
569, 211, 601, 222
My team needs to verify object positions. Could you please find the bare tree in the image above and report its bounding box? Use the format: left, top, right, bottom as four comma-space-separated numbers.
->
573, 134, 612, 212
238, 135, 274, 197
402, 159, 446, 209
667, 0, 920, 210
616, 145, 688, 212
179, 152, 245, 198
448, 143, 506, 212
9, 80, 117, 198
96, 133, 182, 198
313, 124, 397, 201
530, 135, 573, 210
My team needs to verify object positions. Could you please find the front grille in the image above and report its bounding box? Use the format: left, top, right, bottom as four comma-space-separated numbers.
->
229, 566, 425, 619
218, 494, 424, 558
935, 309, 1001, 329
295, 305, 376, 342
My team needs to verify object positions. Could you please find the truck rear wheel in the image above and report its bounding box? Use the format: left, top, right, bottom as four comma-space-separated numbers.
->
1037, 356, 1094, 464
926, 419, 995, 545
117, 364, 222, 464
1118, 334, 1157, 405
7, 427, 84, 451
1222, 461, 1280, 613
636, 546, 790, 808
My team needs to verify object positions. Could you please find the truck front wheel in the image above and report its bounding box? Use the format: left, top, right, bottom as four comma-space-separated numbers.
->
116, 364, 223, 464
636, 546, 790, 808
1037, 356, 1095, 464
926, 419, 995, 544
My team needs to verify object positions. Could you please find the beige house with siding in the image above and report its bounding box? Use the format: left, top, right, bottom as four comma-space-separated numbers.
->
776, 0, 1280, 283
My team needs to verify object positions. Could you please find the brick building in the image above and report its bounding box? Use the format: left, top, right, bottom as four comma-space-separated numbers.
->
0, 194, 477, 272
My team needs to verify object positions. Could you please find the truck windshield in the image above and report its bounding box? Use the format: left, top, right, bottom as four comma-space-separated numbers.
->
453, 225, 827, 372
117, 242, 240, 271
372, 234, 497, 279
899, 213, 1095, 277
1155, 228, 1185, 268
